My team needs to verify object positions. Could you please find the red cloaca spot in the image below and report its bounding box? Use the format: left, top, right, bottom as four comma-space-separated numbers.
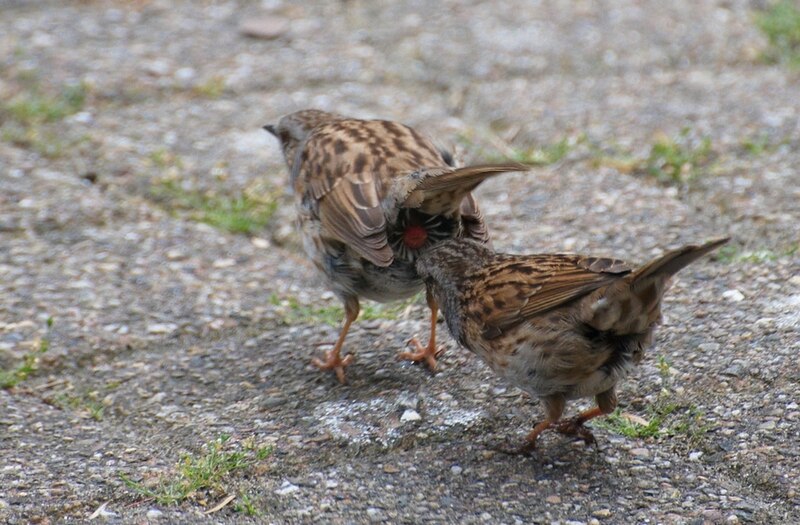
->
403, 224, 428, 249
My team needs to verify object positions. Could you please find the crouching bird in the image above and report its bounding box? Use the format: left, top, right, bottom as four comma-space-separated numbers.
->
415, 236, 728, 451
264, 109, 529, 383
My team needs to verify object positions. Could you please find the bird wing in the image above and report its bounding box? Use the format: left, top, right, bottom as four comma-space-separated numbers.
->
458, 193, 490, 245
299, 119, 448, 267
393, 163, 530, 217
465, 254, 631, 338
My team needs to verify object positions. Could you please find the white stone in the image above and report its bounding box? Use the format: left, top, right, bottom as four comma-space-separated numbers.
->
251, 237, 270, 248
275, 481, 299, 495
174, 67, 195, 82
147, 323, 177, 334
213, 258, 236, 268
400, 409, 422, 422
722, 289, 745, 302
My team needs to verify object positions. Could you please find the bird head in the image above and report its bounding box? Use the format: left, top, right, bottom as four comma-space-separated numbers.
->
263, 109, 343, 174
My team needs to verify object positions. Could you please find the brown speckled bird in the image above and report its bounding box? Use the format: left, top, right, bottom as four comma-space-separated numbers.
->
416, 236, 728, 450
264, 109, 528, 383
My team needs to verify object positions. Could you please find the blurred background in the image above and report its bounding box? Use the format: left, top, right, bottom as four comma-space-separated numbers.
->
1, 1, 798, 253
1, 0, 799, 523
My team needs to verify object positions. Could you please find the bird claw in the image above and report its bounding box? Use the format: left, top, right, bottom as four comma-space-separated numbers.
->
397, 337, 443, 372
554, 418, 598, 447
312, 351, 354, 384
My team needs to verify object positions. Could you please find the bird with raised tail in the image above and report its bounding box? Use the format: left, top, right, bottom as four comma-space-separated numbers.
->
415, 236, 729, 451
264, 109, 529, 383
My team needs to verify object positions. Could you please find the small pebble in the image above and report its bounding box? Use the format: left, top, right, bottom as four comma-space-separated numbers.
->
722, 289, 745, 302
275, 481, 299, 495
213, 258, 236, 268
758, 420, 776, 430
239, 16, 290, 40
400, 409, 422, 422
146, 509, 164, 519
147, 323, 177, 334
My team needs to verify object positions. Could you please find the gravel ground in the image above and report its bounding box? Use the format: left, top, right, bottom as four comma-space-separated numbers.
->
1, 0, 798, 523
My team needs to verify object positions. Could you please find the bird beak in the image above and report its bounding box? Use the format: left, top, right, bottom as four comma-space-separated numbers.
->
262, 124, 277, 136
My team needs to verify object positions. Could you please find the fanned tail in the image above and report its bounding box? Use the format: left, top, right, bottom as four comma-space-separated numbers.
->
391, 162, 530, 215
587, 237, 729, 334
631, 237, 730, 284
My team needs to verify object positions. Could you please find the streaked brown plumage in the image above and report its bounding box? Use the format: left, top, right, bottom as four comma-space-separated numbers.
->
265, 109, 528, 382
416, 236, 729, 450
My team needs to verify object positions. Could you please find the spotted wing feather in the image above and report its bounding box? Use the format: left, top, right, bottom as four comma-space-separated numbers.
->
464, 255, 631, 338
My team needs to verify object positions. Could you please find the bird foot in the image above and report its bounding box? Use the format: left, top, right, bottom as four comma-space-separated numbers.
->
554, 417, 598, 447
397, 337, 443, 372
312, 350, 354, 384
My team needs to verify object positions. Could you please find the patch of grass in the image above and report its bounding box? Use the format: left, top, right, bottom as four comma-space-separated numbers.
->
193, 76, 226, 99
52, 390, 107, 421
716, 243, 798, 264
1, 81, 89, 156
121, 435, 272, 506
457, 131, 579, 166
740, 133, 774, 156
0, 317, 53, 389
151, 179, 278, 235
590, 153, 641, 174
642, 128, 713, 184
599, 400, 707, 441
233, 492, 261, 516
502, 137, 573, 165
270, 293, 343, 326
3, 82, 87, 125
149, 148, 183, 170
269, 292, 423, 326
756, 1, 800, 67
594, 356, 710, 444
1, 124, 89, 159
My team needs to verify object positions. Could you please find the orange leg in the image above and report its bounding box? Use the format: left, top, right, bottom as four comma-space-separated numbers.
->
397, 289, 443, 372
517, 419, 555, 452
516, 409, 601, 452
507, 393, 614, 454
312, 297, 358, 384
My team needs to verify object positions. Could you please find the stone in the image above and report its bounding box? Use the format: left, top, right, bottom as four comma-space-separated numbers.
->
240, 16, 290, 40
722, 289, 745, 302
400, 409, 422, 422
275, 481, 300, 495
